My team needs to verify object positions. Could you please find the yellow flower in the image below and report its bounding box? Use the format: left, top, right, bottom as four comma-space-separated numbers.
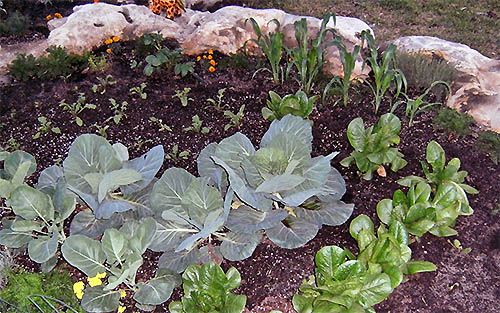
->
196, 56, 201, 61
73, 281, 85, 300
209, 59, 216, 66
105, 38, 113, 45
207, 55, 213, 60
208, 66, 216, 72
118, 306, 126, 313
112, 36, 120, 42
106, 48, 112, 54
119, 290, 127, 298
54, 13, 63, 18
208, 49, 214, 54
46, 15, 52, 20
88, 272, 106, 287
203, 55, 207, 59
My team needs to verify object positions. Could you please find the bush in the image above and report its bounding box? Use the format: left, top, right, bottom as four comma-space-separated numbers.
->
433, 108, 475, 137
0, 11, 29, 36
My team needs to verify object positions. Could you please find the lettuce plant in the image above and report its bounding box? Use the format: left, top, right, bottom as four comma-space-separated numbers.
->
341, 113, 407, 180
61, 217, 181, 312
169, 262, 246, 313
62, 134, 164, 238
198, 114, 353, 250
293, 215, 435, 313
262, 90, 318, 122
0, 151, 76, 272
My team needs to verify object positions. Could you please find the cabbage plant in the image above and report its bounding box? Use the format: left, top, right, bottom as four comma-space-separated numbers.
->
62, 134, 164, 238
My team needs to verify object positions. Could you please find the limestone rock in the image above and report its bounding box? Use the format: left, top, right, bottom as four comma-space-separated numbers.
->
391, 36, 500, 132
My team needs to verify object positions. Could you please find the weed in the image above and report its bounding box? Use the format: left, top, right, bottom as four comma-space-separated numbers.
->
33, 116, 61, 139
173, 88, 194, 107
166, 144, 189, 161
60, 93, 96, 126
476, 130, 500, 165
184, 115, 210, 134
433, 108, 474, 137
224, 104, 245, 131
129, 82, 148, 99
206, 88, 228, 111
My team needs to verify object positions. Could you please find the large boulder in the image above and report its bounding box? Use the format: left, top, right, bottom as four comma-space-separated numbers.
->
391, 36, 500, 132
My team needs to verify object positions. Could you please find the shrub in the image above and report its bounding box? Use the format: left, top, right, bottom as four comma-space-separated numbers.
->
477, 130, 500, 165
433, 108, 475, 137
0, 11, 29, 36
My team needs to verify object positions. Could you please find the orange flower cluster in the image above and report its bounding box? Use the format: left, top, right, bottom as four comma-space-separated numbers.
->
196, 49, 217, 73
45, 13, 63, 20
104, 36, 120, 53
149, 0, 185, 19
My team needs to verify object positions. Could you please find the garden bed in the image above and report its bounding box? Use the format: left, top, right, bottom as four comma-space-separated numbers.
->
0, 1, 499, 313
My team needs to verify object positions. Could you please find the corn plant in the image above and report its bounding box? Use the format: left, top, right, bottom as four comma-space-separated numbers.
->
288, 14, 337, 94
247, 18, 285, 85
322, 40, 360, 107
361, 30, 407, 114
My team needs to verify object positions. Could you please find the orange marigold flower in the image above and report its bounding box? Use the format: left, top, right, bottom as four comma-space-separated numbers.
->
207, 55, 213, 60
46, 15, 52, 20
54, 13, 63, 18
94, 0, 99, 2
208, 66, 216, 72
288, 57, 292, 62
208, 49, 214, 55
106, 48, 112, 54
112, 36, 120, 42
105, 38, 113, 45
203, 55, 207, 59
209, 59, 216, 66
196, 56, 202, 61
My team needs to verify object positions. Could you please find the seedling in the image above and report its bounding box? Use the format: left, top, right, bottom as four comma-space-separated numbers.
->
224, 104, 245, 131
166, 144, 189, 162
93, 123, 110, 139
5, 138, 20, 151
206, 88, 228, 111
183, 115, 210, 134
107, 98, 128, 124
448, 239, 471, 254
33, 116, 61, 139
173, 88, 194, 107
149, 117, 172, 132
91, 75, 116, 94
59, 93, 96, 126
133, 136, 153, 151
129, 82, 147, 99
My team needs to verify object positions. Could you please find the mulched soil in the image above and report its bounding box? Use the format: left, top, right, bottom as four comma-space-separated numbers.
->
1, 1, 499, 313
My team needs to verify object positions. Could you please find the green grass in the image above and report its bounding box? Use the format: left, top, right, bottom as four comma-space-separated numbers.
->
244, 0, 500, 58
0, 266, 85, 313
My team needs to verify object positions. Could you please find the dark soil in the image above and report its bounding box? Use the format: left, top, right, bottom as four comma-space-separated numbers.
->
1, 1, 499, 313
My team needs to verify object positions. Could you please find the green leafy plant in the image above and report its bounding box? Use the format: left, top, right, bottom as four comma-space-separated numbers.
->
91, 75, 116, 94
93, 124, 110, 139
0, 11, 29, 35
433, 108, 475, 137
129, 82, 148, 99
0, 267, 84, 312
61, 219, 181, 312
341, 113, 407, 180
33, 116, 61, 139
293, 215, 435, 313
149, 117, 172, 132
7, 54, 39, 81
477, 130, 500, 165
361, 30, 407, 113
0, 150, 75, 272
262, 90, 317, 122
448, 239, 471, 254
184, 115, 210, 134
107, 98, 128, 125
288, 14, 337, 94
142, 34, 184, 76
393, 80, 450, 127
173, 88, 194, 107
247, 18, 285, 85
87, 54, 110, 74
135, 32, 163, 56
166, 144, 189, 162
132, 136, 153, 151
207, 88, 228, 111
5, 138, 20, 151
224, 104, 245, 131
60, 93, 96, 126
322, 40, 361, 107
174, 62, 195, 77
168, 262, 246, 313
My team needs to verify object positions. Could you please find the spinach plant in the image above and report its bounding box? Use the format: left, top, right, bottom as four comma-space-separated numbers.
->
361, 30, 407, 113
59, 93, 96, 126
322, 40, 361, 107
247, 18, 285, 85
224, 104, 245, 131
184, 115, 210, 134
61, 218, 181, 312
262, 90, 317, 122
288, 14, 337, 94
341, 113, 407, 180
33, 117, 61, 139
199, 114, 353, 250
0, 151, 75, 273
129, 82, 147, 99
168, 262, 246, 313
293, 215, 435, 313
173, 88, 194, 107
